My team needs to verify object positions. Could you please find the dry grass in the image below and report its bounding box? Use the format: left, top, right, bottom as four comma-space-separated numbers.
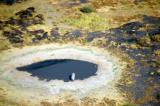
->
90, 0, 134, 9
0, 39, 10, 51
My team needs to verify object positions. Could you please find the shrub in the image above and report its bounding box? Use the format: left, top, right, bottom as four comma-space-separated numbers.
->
80, 5, 93, 13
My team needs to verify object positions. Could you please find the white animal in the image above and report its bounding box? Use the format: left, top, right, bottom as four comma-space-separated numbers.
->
71, 72, 75, 81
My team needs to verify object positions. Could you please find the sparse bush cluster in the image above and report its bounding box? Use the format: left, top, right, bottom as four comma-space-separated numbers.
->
80, 5, 93, 13
0, 0, 25, 5
0, 0, 16, 5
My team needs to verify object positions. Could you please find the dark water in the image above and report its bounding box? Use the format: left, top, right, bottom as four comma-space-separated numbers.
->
17, 59, 98, 82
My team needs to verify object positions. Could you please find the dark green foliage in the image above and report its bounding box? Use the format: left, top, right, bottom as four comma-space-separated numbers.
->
80, 6, 93, 13
0, 0, 17, 5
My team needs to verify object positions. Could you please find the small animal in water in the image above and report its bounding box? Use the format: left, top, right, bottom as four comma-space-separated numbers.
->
69, 72, 75, 81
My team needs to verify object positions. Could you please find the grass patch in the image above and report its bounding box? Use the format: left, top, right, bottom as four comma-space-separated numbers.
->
63, 13, 108, 31
123, 103, 136, 106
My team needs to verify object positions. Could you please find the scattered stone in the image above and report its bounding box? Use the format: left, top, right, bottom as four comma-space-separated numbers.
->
109, 28, 122, 36
32, 38, 38, 43
64, 30, 83, 39
70, 30, 83, 38
42, 32, 49, 39
9, 37, 24, 43
28, 29, 48, 42
32, 15, 44, 24
15, 7, 35, 19
50, 28, 60, 39
120, 21, 144, 31
3, 29, 23, 37
18, 19, 30, 27
26, 7, 35, 13
86, 31, 105, 42
16, 10, 32, 19
3, 28, 23, 43
35, 14, 44, 21
5, 17, 19, 25
28, 29, 43, 36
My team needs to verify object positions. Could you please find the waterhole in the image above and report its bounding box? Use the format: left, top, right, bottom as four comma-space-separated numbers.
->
17, 59, 98, 82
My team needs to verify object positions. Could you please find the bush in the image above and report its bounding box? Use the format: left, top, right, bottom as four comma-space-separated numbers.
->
80, 6, 93, 13
0, 0, 17, 5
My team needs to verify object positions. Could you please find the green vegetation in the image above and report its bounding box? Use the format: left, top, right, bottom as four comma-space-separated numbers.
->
123, 103, 136, 106
0, 0, 17, 5
80, 5, 93, 13
63, 13, 108, 31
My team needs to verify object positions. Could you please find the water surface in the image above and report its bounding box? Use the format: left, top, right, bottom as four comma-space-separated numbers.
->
17, 59, 98, 82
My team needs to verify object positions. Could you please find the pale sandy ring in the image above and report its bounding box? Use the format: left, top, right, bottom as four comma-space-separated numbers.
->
0, 44, 125, 99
